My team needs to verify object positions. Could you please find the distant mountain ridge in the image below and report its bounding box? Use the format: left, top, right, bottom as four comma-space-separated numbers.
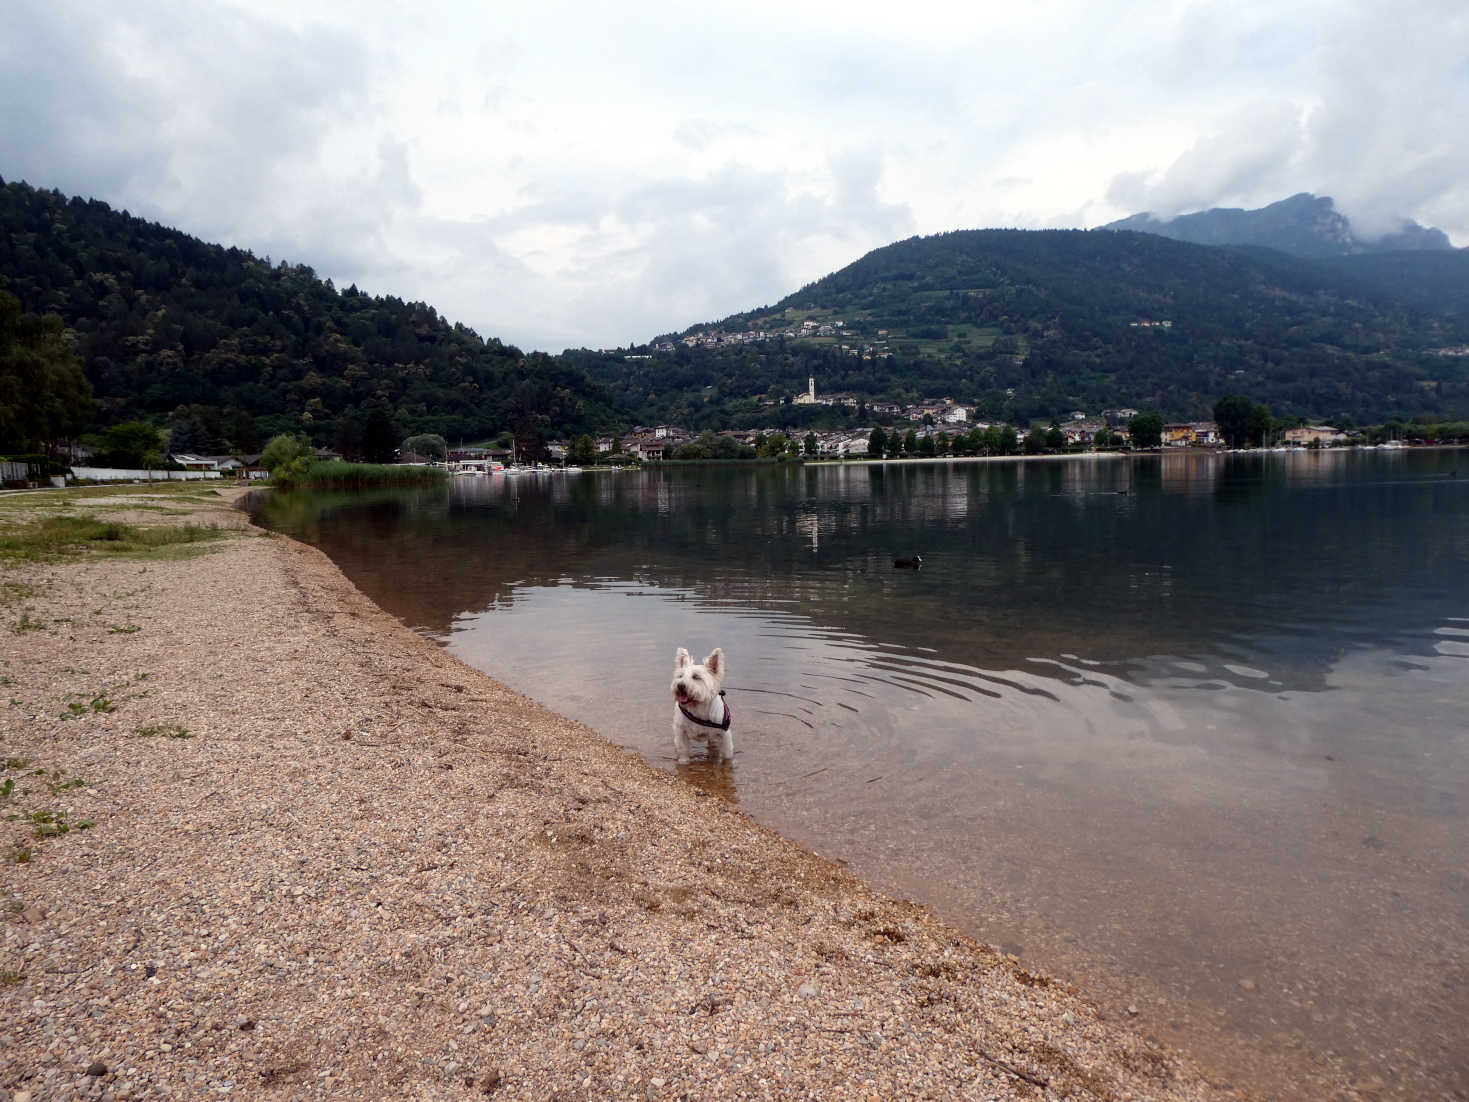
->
5, 176, 1468, 451
1102, 193, 1455, 259
602, 221, 1469, 426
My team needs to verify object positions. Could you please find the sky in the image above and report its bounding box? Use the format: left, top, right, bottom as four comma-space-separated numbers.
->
4, 0, 1467, 352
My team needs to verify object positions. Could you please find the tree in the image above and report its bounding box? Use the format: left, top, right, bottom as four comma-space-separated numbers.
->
803, 432, 818, 458
1094, 427, 1114, 449
99, 421, 164, 468
362, 407, 398, 463
903, 429, 919, 456
0, 291, 95, 455
402, 433, 448, 461
513, 419, 548, 464
1247, 402, 1272, 447
229, 409, 262, 453
1128, 413, 1164, 449
757, 432, 790, 459
1213, 394, 1256, 447
167, 414, 210, 456
260, 433, 314, 474
1045, 425, 1065, 451
868, 426, 886, 459
332, 415, 364, 461
568, 434, 598, 465
1023, 427, 1048, 454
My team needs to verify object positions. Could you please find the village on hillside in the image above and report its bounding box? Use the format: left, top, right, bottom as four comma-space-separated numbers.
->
443, 373, 1362, 469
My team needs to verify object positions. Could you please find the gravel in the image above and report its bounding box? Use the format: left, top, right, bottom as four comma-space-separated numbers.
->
0, 488, 1240, 1100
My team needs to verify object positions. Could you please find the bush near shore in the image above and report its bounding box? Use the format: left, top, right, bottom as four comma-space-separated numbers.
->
272, 460, 448, 491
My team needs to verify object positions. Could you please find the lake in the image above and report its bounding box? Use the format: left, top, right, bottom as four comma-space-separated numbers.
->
251, 449, 1469, 1100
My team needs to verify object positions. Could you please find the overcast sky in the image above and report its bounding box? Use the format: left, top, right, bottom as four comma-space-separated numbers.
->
4, 0, 1467, 351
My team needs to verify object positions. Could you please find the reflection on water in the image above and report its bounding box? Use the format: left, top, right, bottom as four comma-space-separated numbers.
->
252, 450, 1469, 1100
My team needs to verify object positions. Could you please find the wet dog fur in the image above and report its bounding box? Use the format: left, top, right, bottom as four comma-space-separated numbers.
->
671, 647, 731, 764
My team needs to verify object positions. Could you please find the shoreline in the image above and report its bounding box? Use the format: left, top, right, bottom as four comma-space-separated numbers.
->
1, 486, 1236, 1100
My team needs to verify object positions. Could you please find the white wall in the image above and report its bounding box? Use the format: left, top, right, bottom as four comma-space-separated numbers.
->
69, 467, 223, 482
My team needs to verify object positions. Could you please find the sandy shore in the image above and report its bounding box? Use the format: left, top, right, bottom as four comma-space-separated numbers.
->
0, 486, 1239, 1101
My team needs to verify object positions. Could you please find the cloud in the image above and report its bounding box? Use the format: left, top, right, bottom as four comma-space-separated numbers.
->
1102, 0, 1469, 241
406, 151, 915, 351
6, 0, 1467, 352
1105, 101, 1310, 217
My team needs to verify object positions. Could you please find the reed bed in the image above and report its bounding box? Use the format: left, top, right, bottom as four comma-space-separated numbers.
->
275, 461, 448, 491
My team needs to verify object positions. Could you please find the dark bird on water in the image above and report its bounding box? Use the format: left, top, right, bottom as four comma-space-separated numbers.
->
893, 555, 923, 569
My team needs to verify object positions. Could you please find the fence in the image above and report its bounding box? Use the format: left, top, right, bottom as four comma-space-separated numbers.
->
69, 467, 224, 483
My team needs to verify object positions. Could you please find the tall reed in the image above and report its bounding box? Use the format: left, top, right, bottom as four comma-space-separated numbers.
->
274, 462, 448, 491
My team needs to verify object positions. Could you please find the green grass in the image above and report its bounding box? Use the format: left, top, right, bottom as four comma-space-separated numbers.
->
0, 514, 230, 563
0, 482, 216, 513
59, 694, 115, 719
135, 722, 191, 739
8, 808, 94, 839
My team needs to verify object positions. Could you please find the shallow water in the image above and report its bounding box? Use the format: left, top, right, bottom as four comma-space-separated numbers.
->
253, 450, 1469, 1099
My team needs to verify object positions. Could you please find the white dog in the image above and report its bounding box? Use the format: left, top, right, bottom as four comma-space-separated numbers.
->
671, 647, 732, 764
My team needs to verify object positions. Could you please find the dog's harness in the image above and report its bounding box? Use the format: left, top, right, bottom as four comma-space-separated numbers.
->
679, 690, 731, 732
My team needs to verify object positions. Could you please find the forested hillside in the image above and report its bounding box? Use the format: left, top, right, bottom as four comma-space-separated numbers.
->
6, 176, 1469, 456
612, 227, 1469, 427
0, 179, 622, 455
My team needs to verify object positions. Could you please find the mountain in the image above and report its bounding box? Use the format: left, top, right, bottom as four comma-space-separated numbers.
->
5, 176, 1469, 454
0, 178, 622, 454
578, 225, 1469, 427
1102, 193, 1455, 259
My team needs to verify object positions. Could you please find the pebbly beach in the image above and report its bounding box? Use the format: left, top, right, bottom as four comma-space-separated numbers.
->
0, 484, 1238, 1101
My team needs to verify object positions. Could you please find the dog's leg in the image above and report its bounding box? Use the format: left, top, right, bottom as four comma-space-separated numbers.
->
718, 728, 734, 762
673, 720, 691, 765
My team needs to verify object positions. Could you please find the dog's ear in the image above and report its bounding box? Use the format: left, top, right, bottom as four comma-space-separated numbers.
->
704, 648, 724, 679
675, 647, 691, 670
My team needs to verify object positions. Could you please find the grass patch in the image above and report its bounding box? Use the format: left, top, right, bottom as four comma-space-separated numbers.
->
0, 968, 21, 985
59, 694, 115, 719
4, 843, 31, 864
12, 612, 46, 634
107, 625, 141, 635
7, 809, 94, 839
0, 514, 229, 563
135, 723, 191, 740
0, 482, 208, 514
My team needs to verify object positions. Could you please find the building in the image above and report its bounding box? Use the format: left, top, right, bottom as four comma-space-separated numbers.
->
1162, 422, 1221, 447
1283, 425, 1348, 446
